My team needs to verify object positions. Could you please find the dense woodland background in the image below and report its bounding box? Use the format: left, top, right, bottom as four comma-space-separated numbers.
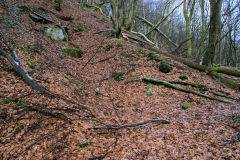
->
83, 0, 240, 67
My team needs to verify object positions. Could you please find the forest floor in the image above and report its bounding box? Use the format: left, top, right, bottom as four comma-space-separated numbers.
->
0, 0, 240, 159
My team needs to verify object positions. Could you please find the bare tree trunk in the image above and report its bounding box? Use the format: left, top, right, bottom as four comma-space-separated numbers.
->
183, 0, 196, 57
125, 0, 138, 31
203, 0, 223, 66
110, 0, 122, 38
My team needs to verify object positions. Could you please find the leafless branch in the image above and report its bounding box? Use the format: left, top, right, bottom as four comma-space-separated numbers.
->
88, 118, 171, 130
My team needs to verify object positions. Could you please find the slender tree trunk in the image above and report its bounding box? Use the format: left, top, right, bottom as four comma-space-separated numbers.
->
125, 0, 138, 31
183, 0, 196, 57
203, 0, 223, 66
197, 0, 205, 57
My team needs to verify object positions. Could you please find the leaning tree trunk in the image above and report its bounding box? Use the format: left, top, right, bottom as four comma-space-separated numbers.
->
203, 0, 223, 66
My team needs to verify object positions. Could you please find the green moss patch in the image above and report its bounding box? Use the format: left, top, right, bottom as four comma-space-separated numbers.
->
74, 23, 86, 32
146, 87, 153, 96
58, 16, 74, 21
182, 102, 192, 109
0, 18, 21, 29
179, 75, 188, 80
159, 60, 173, 73
79, 141, 88, 148
18, 45, 34, 68
61, 47, 82, 58
113, 72, 125, 81
148, 52, 160, 62
198, 84, 208, 92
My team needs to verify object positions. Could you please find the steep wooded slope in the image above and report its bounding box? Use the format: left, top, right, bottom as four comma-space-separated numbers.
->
0, 0, 240, 159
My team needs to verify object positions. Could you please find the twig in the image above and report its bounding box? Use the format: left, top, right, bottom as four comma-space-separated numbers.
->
55, 47, 64, 66
88, 118, 171, 130
81, 37, 106, 70
95, 29, 113, 34
90, 54, 117, 64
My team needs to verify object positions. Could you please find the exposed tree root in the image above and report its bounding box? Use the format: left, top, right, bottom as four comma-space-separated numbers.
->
142, 77, 239, 105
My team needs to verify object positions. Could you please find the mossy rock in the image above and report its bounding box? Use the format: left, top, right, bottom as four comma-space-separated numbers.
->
58, 16, 74, 21
74, 23, 86, 32
179, 75, 188, 80
45, 28, 67, 41
159, 60, 173, 73
182, 102, 192, 109
61, 47, 82, 58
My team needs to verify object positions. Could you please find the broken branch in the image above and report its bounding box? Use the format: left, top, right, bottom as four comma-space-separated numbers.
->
88, 118, 171, 130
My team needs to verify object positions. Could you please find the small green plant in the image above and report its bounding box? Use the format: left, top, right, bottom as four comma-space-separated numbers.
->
16, 100, 28, 106
198, 84, 208, 92
106, 43, 114, 51
61, 47, 82, 58
148, 52, 159, 62
127, 57, 140, 62
116, 43, 122, 49
213, 64, 221, 67
146, 87, 153, 96
74, 23, 86, 32
179, 75, 188, 80
182, 102, 192, 109
0, 97, 13, 105
134, 75, 140, 79
159, 60, 173, 73
58, 16, 74, 21
79, 141, 88, 148
113, 72, 125, 81
18, 45, 34, 68
65, 75, 85, 94
72, 81, 84, 90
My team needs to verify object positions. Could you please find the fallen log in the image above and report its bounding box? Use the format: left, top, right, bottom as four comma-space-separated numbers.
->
142, 77, 239, 105
148, 47, 240, 89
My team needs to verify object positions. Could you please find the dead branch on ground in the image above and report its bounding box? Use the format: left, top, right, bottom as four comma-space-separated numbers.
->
0, 32, 46, 93
88, 118, 171, 130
